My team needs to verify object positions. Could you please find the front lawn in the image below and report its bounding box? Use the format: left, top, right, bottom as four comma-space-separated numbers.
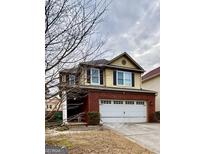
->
46, 126, 153, 154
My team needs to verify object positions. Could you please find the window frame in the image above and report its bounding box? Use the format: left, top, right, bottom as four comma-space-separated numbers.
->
113, 100, 123, 104
100, 100, 112, 104
69, 74, 75, 85
136, 101, 145, 105
91, 68, 100, 85
116, 70, 132, 86
117, 71, 124, 85
125, 100, 135, 105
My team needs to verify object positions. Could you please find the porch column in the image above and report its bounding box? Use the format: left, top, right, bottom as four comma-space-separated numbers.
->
62, 90, 67, 124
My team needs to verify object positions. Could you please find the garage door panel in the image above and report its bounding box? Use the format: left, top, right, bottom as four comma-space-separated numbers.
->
100, 105, 124, 117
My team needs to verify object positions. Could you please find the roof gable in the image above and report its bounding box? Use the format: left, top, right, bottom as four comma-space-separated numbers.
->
61, 52, 145, 73
107, 52, 144, 71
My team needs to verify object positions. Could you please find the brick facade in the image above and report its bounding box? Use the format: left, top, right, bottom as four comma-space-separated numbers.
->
83, 89, 156, 122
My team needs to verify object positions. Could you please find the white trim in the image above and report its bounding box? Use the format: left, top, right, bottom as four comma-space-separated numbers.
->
62, 90, 67, 124
91, 68, 100, 85
99, 99, 146, 106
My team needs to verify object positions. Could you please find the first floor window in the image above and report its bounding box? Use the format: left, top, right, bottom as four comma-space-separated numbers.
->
91, 68, 100, 85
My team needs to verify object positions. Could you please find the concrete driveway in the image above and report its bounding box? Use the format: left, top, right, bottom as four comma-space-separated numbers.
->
105, 123, 160, 154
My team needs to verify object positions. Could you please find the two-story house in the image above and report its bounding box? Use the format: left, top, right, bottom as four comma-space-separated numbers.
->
60, 52, 156, 123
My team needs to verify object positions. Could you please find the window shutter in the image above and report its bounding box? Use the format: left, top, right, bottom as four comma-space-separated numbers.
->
132, 72, 135, 87
100, 69, 103, 85
87, 68, 91, 83
62, 74, 67, 83
113, 70, 116, 85
75, 75, 78, 85
67, 74, 69, 84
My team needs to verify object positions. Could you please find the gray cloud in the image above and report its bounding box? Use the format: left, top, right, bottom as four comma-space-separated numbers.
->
135, 45, 160, 71
99, 0, 160, 72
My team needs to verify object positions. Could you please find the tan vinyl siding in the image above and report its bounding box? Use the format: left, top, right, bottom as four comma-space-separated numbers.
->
78, 55, 143, 89
142, 75, 160, 111
79, 68, 86, 85
135, 72, 142, 89
45, 98, 62, 111
110, 56, 136, 68
105, 68, 142, 89
105, 68, 113, 86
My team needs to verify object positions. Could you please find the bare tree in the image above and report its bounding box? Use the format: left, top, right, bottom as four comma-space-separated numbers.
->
45, 0, 109, 120
45, 0, 108, 98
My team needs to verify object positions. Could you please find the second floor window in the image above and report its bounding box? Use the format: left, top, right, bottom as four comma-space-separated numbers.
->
117, 71, 124, 85
69, 74, 75, 85
117, 71, 132, 86
124, 72, 132, 86
91, 68, 100, 85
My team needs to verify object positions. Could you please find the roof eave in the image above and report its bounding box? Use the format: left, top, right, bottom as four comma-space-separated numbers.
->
142, 73, 160, 82
104, 65, 145, 72
79, 63, 144, 72
79, 85, 157, 94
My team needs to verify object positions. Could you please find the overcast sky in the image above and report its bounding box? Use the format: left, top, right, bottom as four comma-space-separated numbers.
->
99, 0, 160, 73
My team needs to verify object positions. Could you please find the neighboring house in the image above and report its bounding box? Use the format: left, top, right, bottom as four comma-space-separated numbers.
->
60, 52, 156, 123
45, 97, 62, 112
142, 67, 160, 111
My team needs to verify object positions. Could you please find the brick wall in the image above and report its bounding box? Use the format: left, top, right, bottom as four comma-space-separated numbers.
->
83, 89, 155, 122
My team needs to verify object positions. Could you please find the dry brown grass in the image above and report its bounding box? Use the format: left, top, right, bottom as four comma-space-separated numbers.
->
46, 128, 154, 154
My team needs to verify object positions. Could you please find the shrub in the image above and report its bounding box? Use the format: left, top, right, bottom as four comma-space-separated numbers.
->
46, 111, 62, 123
54, 111, 62, 122
87, 112, 100, 125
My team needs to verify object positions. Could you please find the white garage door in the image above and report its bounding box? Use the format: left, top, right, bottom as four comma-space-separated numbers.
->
99, 99, 147, 123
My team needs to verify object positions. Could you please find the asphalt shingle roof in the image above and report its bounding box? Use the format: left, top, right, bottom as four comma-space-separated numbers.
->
142, 67, 160, 81
80, 59, 109, 65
